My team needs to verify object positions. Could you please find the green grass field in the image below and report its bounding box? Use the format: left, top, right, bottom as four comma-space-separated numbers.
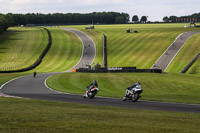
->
187, 57, 200, 74
0, 27, 82, 73
0, 27, 47, 70
47, 72, 200, 104
0, 97, 199, 133
31, 28, 82, 73
47, 23, 200, 104
1, 24, 200, 132
166, 33, 200, 73
63, 23, 200, 69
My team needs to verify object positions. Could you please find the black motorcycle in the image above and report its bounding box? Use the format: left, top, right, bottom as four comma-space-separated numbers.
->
84, 86, 99, 99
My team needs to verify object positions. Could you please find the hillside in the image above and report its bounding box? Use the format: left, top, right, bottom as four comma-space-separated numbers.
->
0, 27, 47, 71
65, 23, 200, 69
166, 33, 200, 73
31, 28, 82, 73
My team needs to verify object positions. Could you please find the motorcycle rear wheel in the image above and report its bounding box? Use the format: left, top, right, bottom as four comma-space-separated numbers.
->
132, 93, 139, 102
90, 92, 96, 99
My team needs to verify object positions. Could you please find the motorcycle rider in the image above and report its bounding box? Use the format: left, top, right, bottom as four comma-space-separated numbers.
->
84, 80, 98, 97
130, 82, 140, 90
90, 80, 98, 88
126, 82, 141, 96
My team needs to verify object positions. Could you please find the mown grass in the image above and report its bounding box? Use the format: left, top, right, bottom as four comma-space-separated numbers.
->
0, 27, 82, 73
0, 97, 199, 133
166, 33, 200, 73
63, 23, 200, 69
0, 27, 82, 92
29, 28, 82, 73
0, 27, 47, 70
47, 72, 200, 104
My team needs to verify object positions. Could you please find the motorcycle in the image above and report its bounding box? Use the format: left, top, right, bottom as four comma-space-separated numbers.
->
84, 86, 99, 99
123, 85, 143, 102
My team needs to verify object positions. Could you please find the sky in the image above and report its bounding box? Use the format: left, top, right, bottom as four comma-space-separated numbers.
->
0, 0, 200, 21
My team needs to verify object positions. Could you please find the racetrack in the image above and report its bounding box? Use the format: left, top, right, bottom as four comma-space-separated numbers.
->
151, 31, 200, 72
1, 28, 200, 113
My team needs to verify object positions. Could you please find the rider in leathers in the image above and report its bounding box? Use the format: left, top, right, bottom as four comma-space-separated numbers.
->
84, 80, 98, 97
126, 82, 141, 96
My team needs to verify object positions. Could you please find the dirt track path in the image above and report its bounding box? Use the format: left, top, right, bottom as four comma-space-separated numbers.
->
151, 31, 200, 72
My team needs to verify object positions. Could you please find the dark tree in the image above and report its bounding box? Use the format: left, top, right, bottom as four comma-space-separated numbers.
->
115, 16, 125, 24
163, 16, 169, 22
11, 12, 130, 25
0, 14, 14, 33
132, 15, 139, 23
140, 16, 147, 23
169, 16, 177, 23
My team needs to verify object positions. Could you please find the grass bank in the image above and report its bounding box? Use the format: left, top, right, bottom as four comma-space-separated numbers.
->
0, 97, 199, 133
63, 23, 200, 69
0, 27, 47, 71
47, 72, 200, 104
30, 28, 82, 73
187, 57, 200, 74
166, 33, 200, 73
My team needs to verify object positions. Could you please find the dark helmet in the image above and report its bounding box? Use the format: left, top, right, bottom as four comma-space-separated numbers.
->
137, 82, 141, 85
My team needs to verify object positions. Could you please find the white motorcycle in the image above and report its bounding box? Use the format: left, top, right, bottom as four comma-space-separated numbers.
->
123, 84, 143, 102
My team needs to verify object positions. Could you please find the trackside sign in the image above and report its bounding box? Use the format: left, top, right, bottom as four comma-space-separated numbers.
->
108, 67, 123, 71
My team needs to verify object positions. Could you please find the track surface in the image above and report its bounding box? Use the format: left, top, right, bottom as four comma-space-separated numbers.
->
1, 29, 200, 113
151, 31, 200, 72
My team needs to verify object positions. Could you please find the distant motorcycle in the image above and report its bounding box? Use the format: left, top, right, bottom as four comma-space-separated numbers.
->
84, 86, 99, 99
123, 84, 143, 102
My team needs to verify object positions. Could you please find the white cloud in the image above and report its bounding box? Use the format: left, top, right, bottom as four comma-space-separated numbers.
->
0, 0, 200, 21
84, 0, 100, 5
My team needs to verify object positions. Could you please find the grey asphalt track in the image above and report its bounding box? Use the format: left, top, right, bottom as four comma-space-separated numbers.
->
62, 28, 96, 72
151, 31, 200, 72
1, 28, 200, 113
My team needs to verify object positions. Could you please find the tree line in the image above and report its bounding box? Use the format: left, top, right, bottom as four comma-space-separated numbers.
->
163, 12, 200, 23
132, 15, 148, 23
0, 14, 14, 33
11, 12, 130, 25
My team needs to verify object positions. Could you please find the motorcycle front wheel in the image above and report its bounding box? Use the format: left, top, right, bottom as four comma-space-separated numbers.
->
122, 96, 126, 101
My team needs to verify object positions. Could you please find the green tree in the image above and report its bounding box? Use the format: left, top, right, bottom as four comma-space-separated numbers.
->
132, 15, 139, 23
169, 16, 177, 23
163, 16, 169, 22
140, 16, 147, 23
115, 16, 125, 24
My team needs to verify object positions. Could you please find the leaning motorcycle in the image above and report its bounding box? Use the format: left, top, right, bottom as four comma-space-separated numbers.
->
123, 85, 143, 102
84, 86, 99, 99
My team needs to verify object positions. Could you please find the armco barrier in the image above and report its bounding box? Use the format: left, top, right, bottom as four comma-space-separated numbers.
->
180, 53, 200, 73
76, 67, 162, 73
0, 28, 52, 73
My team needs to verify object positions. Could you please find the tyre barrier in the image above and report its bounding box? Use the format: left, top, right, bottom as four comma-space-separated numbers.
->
0, 28, 52, 73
